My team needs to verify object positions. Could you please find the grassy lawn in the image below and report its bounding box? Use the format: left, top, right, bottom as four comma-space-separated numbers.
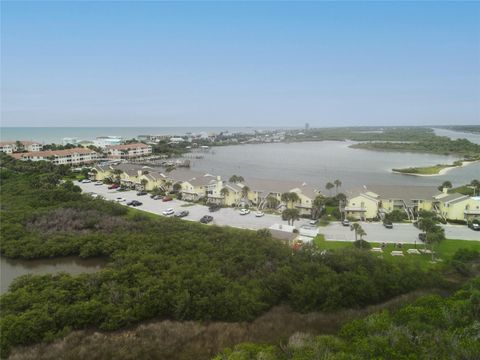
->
392, 164, 454, 175
313, 236, 480, 270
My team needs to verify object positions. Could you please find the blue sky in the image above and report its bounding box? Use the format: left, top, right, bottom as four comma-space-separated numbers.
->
1, 1, 479, 127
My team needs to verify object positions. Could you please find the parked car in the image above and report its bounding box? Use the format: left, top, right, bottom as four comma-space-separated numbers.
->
81, 179, 91, 183
342, 219, 350, 227
136, 191, 148, 196
162, 208, 175, 216
383, 221, 393, 229
151, 195, 162, 200
418, 233, 426, 241
239, 209, 250, 215
255, 211, 265, 217
94, 181, 103, 186
163, 196, 173, 202
200, 215, 213, 224
108, 184, 120, 190
309, 219, 319, 225
115, 197, 126, 202
175, 210, 189, 218
209, 204, 221, 212
469, 222, 480, 231
127, 200, 142, 207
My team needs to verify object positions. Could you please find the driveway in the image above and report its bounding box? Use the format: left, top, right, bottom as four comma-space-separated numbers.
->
79, 182, 310, 231
320, 222, 480, 244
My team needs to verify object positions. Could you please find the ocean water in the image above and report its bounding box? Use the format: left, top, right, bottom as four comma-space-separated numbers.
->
0, 127, 287, 144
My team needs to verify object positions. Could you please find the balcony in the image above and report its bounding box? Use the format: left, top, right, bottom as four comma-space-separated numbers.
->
344, 206, 367, 212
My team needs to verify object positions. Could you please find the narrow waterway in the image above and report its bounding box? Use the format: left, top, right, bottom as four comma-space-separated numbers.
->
0, 256, 106, 294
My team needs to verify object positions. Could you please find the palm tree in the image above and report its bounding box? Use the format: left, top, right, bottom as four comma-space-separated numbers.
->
266, 195, 280, 209
350, 223, 364, 241
113, 169, 123, 182
438, 180, 452, 192
173, 182, 182, 193
281, 192, 300, 209
220, 187, 229, 204
241, 185, 250, 200
283, 208, 300, 226
334, 179, 342, 194
470, 179, 480, 196
417, 214, 444, 261
229, 175, 245, 183
325, 182, 335, 196
312, 195, 325, 219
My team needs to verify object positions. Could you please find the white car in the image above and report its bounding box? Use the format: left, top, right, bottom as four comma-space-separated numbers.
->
81, 179, 91, 183
239, 209, 250, 215
115, 197, 126, 202
255, 211, 265, 217
94, 181, 103, 186
162, 208, 175, 216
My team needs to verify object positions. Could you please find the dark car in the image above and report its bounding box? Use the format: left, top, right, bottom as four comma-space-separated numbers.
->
383, 221, 393, 229
127, 200, 143, 207
418, 233, 426, 242
175, 210, 189, 218
209, 204, 221, 212
108, 184, 120, 190
136, 191, 147, 196
469, 222, 480, 231
162, 196, 173, 202
200, 215, 213, 224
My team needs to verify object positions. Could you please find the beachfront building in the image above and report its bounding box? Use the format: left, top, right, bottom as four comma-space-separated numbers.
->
106, 143, 152, 159
93, 136, 123, 148
12, 148, 99, 165
0, 141, 43, 154
245, 178, 322, 215
344, 185, 441, 221
434, 192, 480, 222
343, 185, 479, 222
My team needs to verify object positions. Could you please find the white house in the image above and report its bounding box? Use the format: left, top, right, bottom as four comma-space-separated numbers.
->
106, 143, 152, 159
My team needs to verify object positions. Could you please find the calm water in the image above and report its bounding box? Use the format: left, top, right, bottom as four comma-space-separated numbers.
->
191, 141, 479, 189
432, 128, 480, 145
0, 257, 106, 294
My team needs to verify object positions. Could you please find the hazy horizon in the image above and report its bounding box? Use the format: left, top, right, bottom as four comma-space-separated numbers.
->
2, 1, 479, 127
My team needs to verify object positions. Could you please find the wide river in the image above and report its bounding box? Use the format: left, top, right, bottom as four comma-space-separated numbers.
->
190, 140, 479, 189
0, 257, 106, 294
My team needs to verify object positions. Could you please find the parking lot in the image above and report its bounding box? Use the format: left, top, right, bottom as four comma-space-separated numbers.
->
80, 182, 480, 243
79, 182, 311, 231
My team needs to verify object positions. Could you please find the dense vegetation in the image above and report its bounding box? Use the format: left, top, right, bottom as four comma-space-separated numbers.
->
0, 154, 446, 357
351, 136, 480, 157
215, 277, 480, 360
439, 125, 480, 134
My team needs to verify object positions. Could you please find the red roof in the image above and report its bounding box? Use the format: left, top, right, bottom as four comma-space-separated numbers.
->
106, 143, 151, 150
12, 147, 97, 159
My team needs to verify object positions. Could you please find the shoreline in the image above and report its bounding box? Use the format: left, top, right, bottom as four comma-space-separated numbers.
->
392, 160, 480, 177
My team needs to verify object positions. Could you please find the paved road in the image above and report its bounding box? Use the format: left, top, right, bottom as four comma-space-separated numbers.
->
79, 182, 480, 243
79, 182, 310, 230
321, 222, 480, 244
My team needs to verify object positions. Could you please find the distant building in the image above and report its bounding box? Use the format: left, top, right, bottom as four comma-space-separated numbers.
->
169, 137, 186, 143
138, 134, 171, 143
62, 137, 80, 146
93, 136, 123, 148
12, 148, 99, 165
106, 143, 152, 159
305, 123, 310, 131
0, 141, 43, 154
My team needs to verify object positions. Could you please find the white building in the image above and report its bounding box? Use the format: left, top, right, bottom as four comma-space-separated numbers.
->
0, 141, 43, 154
62, 137, 80, 146
106, 143, 152, 159
93, 136, 123, 148
12, 148, 99, 165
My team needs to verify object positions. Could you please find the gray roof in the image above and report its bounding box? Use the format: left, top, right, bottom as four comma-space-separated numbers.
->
365, 185, 442, 201
439, 193, 470, 204
243, 177, 322, 198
